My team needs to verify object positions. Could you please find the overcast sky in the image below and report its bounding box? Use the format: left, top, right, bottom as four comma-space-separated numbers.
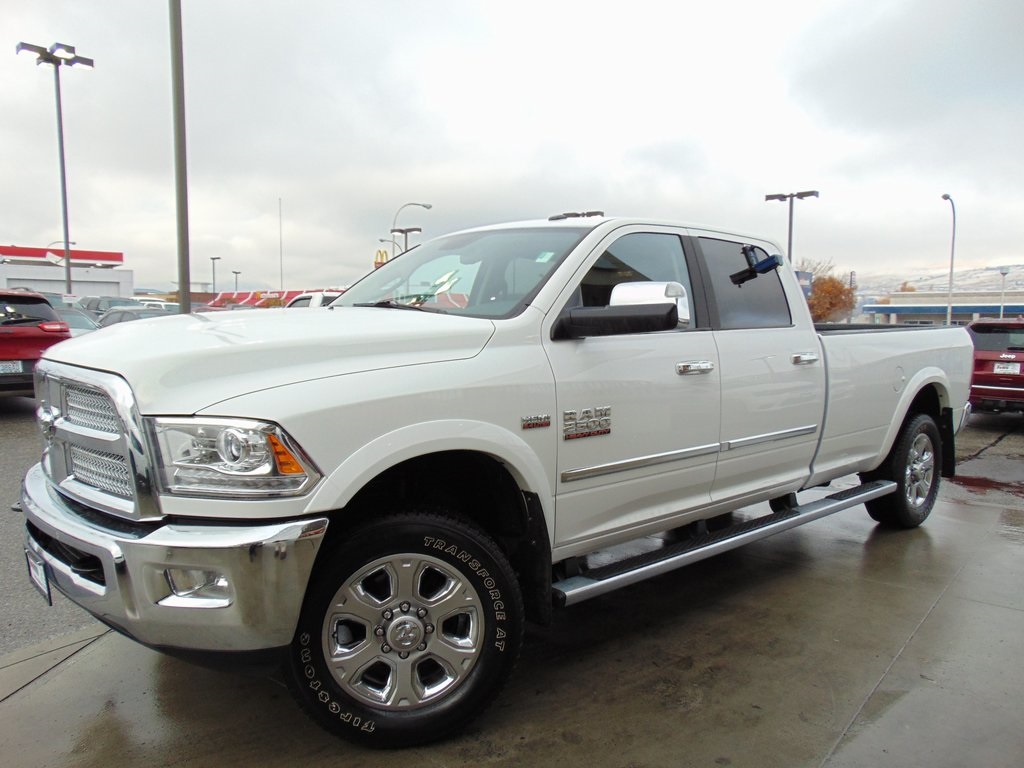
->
3, 0, 1022, 292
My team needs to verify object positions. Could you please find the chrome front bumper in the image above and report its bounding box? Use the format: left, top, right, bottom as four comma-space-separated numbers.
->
21, 463, 328, 652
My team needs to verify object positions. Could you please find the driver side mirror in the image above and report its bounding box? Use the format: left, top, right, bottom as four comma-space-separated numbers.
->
609, 281, 690, 326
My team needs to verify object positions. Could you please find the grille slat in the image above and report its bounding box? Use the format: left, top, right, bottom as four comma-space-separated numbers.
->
62, 384, 132, 498
37, 361, 148, 520
65, 385, 121, 434
69, 444, 133, 499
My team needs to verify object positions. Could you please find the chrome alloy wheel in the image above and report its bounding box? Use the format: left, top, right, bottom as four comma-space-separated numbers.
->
321, 553, 483, 710
903, 432, 935, 508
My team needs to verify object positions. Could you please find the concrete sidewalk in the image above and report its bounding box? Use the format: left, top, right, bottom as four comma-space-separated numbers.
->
2, 480, 1022, 767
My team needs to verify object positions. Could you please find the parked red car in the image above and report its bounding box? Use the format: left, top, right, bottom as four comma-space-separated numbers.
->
0, 290, 71, 397
966, 318, 1024, 413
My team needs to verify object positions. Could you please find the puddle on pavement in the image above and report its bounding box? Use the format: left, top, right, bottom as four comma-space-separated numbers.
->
951, 474, 1024, 498
998, 508, 1024, 543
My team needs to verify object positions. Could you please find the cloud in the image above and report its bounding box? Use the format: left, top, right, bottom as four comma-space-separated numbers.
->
3, 0, 1022, 294
789, 0, 1024, 185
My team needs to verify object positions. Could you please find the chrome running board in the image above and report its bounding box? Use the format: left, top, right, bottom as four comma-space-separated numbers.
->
552, 480, 896, 607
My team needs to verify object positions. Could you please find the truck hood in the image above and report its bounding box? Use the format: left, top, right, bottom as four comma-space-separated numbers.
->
44, 307, 495, 413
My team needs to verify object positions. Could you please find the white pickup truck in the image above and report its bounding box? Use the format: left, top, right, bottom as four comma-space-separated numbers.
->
21, 214, 972, 747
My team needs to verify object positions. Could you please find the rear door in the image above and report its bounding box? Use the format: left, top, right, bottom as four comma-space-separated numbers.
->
542, 226, 721, 548
694, 236, 826, 502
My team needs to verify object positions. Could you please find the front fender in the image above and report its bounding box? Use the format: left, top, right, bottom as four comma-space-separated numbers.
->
306, 419, 556, 543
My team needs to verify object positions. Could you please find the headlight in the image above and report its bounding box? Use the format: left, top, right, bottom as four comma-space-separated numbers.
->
148, 417, 321, 497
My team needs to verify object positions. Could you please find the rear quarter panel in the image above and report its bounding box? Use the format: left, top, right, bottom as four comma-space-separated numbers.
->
809, 326, 972, 485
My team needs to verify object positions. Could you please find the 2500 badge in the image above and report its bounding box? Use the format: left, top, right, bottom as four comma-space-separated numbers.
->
563, 406, 611, 440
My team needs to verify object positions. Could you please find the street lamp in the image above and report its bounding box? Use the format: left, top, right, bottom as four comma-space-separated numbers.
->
765, 190, 819, 262
232, 270, 241, 292
390, 202, 432, 257
999, 266, 1010, 319
941, 194, 956, 325
210, 256, 221, 293
17, 41, 94, 294
390, 226, 422, 253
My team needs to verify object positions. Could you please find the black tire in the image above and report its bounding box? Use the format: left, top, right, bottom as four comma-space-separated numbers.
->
862, 413, 941, 528
286, 511, 524, 748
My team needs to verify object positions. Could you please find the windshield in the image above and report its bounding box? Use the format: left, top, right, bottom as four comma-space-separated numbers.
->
336, 226, 589, 318
968, 323, 1024, 351
57, 308, 99, 329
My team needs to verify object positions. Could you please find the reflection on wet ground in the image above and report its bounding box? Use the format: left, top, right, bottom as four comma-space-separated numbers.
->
998, 507, 1024, 543
953, 473, 1024, 498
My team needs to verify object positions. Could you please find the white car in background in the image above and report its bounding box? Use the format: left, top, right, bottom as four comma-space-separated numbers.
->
138, 299, 179, 312
285, 289, 345, 308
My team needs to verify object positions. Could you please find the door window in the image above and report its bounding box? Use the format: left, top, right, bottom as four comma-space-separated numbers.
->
571, 233, 695, 327
699, 237, 791, 329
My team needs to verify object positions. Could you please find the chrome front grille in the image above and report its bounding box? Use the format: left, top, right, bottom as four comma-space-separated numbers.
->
65, 385, 120, 434
34, 359, 161, 521
68, 444, 133, 499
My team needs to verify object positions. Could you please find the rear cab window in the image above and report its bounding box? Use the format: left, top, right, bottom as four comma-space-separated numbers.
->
697, 237, 792, 329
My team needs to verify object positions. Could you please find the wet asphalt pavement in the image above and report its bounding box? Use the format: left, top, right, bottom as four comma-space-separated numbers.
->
1, 408, 1022, 767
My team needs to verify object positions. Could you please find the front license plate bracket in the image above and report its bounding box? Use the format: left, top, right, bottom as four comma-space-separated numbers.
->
25, 548, 53, 606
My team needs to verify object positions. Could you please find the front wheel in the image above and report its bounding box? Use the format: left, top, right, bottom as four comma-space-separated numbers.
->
286, 512, 524, 748
861, 413, 941, 528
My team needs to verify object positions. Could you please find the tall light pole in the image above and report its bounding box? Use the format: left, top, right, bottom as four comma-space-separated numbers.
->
999, 266, 1010, 319
942, 194, 956, 325
17, 42, 94, 294
765, 190, 819, 262
169, 0, 192, 313
232, 270, 241, 292
210, 256, 221, 293
390, 202, 432, 258
390, 226, 422, 253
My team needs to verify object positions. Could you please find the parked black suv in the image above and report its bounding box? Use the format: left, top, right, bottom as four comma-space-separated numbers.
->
75, 296, 144, 318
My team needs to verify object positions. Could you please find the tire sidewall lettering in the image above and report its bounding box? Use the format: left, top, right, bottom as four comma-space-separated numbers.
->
422, 535, 507, 652
296, 630, 377, 733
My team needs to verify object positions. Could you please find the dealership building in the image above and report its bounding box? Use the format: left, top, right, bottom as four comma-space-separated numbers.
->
862, 290, 1024, 325
0, 244, 131, 298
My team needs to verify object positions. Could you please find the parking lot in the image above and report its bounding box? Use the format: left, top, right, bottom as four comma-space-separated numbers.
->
2, 400, 1022, 767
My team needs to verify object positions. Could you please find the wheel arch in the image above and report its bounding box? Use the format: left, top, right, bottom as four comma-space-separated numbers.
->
306, 423, 555, 625
880, 375, 957, 478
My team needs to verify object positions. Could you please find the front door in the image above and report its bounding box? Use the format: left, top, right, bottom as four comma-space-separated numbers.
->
542, 227, 722, 549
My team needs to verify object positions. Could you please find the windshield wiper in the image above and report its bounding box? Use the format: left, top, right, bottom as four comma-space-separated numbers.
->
352, 300, 444, 313
1, 316, 47, 326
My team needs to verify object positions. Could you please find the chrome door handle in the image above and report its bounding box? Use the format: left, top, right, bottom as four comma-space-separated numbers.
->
791, 352, 820, 365
677, 360, 715, 375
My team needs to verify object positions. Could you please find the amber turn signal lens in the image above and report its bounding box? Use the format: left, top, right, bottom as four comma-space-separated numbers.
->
267, 433, 305, 474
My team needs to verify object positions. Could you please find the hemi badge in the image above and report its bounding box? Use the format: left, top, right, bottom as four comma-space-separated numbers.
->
521, 415, 551, 430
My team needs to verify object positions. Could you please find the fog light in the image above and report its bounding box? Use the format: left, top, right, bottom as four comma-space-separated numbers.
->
160, 568, 232, 608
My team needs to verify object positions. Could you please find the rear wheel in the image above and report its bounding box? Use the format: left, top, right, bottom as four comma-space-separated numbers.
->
862, 413, 941, 528
286, 511, 524, 747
